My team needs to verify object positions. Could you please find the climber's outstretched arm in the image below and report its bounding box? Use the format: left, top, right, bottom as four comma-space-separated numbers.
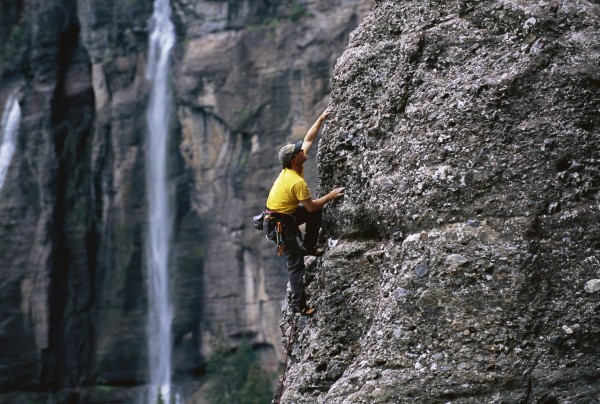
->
302, 108, 330, 155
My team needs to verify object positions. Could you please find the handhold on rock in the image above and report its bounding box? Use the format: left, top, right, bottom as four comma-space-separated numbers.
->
495, 358, 510, 367
446, 254, 469, 266
414, 263, 429, 278
394, 288, 409, 301
584, 279, 600, 294
547, 201, 561, 215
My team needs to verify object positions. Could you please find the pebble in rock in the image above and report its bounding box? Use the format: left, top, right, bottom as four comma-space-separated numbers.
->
584, 279, 600, 294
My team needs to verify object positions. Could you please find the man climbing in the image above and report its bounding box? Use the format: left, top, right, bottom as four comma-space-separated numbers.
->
265, 108, 345, 316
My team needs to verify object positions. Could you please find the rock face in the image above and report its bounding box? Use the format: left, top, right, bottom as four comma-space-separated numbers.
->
279, 0, 600, 402
0, 0, 372, 401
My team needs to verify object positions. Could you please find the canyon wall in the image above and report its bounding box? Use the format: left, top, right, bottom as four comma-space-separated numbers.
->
0, 0, 372, 401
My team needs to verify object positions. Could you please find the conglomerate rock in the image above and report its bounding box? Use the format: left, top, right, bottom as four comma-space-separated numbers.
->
278, 0, 600, 402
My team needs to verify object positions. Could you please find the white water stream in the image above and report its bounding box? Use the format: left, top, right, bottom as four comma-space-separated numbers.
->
145, 0, 176, 401
0, 93, 21, 195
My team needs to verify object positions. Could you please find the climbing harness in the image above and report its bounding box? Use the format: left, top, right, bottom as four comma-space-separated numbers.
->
255, 208, 304, 257
263, 210, 300, 256
276, 221, 284, 256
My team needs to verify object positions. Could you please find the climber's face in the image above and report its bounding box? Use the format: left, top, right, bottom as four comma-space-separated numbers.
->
292, 149, 306, 166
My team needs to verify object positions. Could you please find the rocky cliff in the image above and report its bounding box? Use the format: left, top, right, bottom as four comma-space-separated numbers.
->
278, 0, 600, 402
0, 0, 372, 401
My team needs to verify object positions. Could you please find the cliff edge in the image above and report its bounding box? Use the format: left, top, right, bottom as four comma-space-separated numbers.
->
279, 1, 600, 402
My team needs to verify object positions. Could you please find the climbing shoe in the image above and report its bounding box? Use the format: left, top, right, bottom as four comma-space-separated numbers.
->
300, 307, 316, 316
301, 246, 325, 257
294, 306, 316, 316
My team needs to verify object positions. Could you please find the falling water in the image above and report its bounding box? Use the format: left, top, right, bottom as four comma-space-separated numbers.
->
0, 93, 21, 195
145, 0, 175, 401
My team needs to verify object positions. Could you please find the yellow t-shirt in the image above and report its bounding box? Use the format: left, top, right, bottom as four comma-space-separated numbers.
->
266, 168, 311, 214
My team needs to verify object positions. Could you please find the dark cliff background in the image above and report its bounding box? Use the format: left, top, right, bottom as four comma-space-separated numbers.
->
1, 0, 599, 403
0, 0, 373, 402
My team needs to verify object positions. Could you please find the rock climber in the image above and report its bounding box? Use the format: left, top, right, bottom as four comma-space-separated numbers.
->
264, 108, 345, 316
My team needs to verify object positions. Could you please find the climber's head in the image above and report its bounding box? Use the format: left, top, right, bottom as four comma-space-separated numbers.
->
279, 141, 304, 168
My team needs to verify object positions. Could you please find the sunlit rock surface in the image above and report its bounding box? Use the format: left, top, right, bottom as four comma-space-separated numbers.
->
279, 0, 600, 402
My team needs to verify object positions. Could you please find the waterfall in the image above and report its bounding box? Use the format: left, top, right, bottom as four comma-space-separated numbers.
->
0, 93, 21, 195
145, 0, 175, 401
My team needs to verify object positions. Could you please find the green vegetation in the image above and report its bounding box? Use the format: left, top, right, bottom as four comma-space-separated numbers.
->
103, 41, 116, 63
264, 18, 280, 29
7, 25, 26, 48
204, 328, 275, 404
234, 107, 249, 128
1, 23, 28, 64
96, 385, 114, 394
289, 1, 308, 22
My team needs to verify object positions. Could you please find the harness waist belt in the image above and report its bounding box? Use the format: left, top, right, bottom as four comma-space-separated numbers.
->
264, 208, 295, 222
